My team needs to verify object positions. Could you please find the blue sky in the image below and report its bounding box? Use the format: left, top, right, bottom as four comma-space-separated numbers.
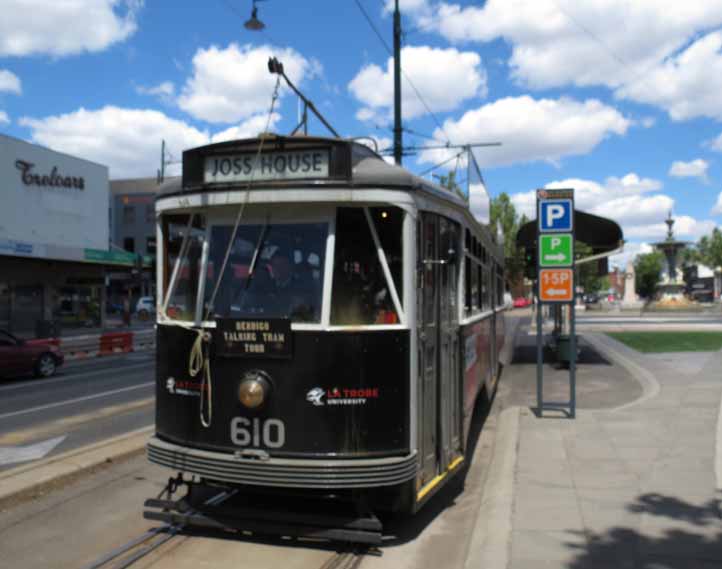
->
1, 0, 722, 267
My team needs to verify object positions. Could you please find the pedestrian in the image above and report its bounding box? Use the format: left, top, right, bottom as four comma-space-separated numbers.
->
122, 294, 131, 327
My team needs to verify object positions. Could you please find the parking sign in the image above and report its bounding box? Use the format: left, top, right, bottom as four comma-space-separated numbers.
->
539, 199, 573, 232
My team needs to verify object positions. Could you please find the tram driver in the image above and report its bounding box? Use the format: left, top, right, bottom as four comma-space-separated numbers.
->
234, 250, 317, 321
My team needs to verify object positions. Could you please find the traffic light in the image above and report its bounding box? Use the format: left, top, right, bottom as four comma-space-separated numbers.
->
524, 246, 537, 280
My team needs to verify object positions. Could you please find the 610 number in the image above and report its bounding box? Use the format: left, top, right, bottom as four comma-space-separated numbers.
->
230, 417, 285, 448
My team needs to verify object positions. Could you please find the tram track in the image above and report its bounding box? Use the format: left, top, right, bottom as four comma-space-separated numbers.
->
79, 484, 373, 569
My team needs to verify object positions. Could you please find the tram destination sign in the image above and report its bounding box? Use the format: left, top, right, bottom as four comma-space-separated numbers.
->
214, 318, 292, 358
204, 149, 330, 184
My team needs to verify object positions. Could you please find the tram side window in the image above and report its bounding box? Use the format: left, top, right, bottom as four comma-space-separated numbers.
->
470, 259, 479, 311
464, 256, 472, 316
331, 208, 400, 325
163, 214, 206, 321
481, 268, 490, 311
369, 207, 403, 300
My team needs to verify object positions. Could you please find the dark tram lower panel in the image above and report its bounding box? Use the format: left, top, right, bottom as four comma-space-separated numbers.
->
149, 325, 416, 515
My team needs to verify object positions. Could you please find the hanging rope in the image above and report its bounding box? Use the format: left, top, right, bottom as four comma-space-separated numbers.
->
161, 75, 282, 429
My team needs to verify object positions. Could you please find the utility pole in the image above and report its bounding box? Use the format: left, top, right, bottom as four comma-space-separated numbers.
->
393, 0, 402, 166
158, 139, 166, 184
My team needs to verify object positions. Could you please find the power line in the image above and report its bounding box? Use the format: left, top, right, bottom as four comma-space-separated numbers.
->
353, 0, 451, 144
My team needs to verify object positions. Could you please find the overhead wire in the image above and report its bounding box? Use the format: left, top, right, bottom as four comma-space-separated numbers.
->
353, 0, 451, 144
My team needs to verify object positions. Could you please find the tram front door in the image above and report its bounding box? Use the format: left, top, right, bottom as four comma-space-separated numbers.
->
418, 213, 461, 486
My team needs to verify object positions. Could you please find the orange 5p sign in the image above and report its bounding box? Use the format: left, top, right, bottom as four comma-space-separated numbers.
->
539, 269, 574, 302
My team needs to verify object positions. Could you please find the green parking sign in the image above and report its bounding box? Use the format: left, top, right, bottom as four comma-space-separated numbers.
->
539, 234, 573, 267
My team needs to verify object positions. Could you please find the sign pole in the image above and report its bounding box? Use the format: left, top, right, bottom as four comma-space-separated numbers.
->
535, 187, 576, 418
536, 283, 543, 413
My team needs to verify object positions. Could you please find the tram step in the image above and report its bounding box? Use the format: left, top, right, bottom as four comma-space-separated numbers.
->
144, 498, 382, 532
143, 509, 382, 545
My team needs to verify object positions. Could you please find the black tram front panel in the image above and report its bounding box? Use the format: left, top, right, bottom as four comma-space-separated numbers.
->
155, 324, 410, 458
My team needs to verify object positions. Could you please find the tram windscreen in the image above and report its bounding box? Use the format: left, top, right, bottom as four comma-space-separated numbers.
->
205, 222, 328, 323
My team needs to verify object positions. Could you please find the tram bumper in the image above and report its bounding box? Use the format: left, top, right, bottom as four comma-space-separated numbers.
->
147, 436, 417, 489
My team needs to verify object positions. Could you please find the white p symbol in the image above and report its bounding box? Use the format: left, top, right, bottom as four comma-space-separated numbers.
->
551, 237, 561, 249
547, 204, 565, 226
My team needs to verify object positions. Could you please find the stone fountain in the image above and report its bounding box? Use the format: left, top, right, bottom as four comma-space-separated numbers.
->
651, 212, 688, 303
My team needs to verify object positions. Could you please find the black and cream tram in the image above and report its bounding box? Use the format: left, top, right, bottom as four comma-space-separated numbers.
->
146, 135, 506, 520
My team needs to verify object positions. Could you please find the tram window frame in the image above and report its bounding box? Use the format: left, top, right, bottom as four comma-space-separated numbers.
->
161, 213, 207, 323
330, 206, 404, 327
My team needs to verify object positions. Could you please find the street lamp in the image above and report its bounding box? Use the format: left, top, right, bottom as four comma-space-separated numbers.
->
244, 0, 266, 31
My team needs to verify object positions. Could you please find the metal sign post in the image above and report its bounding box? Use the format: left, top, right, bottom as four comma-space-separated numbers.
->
535, 188, 576, 418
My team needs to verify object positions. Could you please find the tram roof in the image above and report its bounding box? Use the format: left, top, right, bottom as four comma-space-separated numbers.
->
156, 134, 469, 209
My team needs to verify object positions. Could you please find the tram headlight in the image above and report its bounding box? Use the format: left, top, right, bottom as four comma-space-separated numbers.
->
238, 372, 271, 409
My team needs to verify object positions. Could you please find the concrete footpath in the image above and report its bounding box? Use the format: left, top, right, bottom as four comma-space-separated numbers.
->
501, 324, 722, 568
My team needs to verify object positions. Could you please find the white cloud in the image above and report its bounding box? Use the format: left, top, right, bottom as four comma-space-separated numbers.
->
348, 45, 487, 120
0, 69, 21, 94
509, 172, 715, 243
383, 0, 430, 14
610, 241, 653, 270
709, 132, 722, 152
668, 158, 709, 181
713, 192, 722, 215
210, 113, 281, 143
418, 96, 629, 169
0, 111, 9, 125
426, 0, 722, 95
20, 106, 209, 179
178, 43, 318, 124
624, 216, 716, 240
136, 81, 175, 100
616, 32, 722, 121
469, 182, 490, 223
0, 0, 142, 57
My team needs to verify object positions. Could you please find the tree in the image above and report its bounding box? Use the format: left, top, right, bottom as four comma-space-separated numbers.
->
634, 251, 664, 299
697, 227, 722, 268
489, 193, 526, 290
576, 242, 604, 293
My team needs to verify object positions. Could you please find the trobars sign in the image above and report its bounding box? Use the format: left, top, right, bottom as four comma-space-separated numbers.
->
204, 150, 329, 184
15, 160, 85, 190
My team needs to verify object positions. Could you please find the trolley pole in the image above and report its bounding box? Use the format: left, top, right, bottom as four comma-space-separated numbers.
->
393, 0, 402, 166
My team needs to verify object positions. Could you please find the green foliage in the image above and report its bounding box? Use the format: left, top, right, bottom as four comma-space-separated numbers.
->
489, 193, 526, 287
634, 251, 664, 299
437, 171, 463, 198
576, 241, 604, 292
696, 227, 722, 268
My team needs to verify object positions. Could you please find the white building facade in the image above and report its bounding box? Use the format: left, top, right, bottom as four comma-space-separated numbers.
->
0, 134, 134, 335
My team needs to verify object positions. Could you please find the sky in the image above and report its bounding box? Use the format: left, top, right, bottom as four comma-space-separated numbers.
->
1, 0, 722, 268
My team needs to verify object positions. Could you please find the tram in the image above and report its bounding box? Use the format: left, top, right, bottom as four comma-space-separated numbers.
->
146, 134, 506, 521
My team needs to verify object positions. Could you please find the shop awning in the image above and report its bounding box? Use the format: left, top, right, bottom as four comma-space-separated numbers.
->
516, 209, 623, 254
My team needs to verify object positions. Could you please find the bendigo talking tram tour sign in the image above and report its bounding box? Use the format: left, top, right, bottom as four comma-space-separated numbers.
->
535, 187, 577, 418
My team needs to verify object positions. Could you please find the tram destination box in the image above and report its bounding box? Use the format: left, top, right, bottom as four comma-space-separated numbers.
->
214, 318, 292, 359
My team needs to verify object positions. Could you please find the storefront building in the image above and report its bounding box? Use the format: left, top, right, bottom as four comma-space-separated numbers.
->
108, 177, 175, 306
0, 134, 142, 336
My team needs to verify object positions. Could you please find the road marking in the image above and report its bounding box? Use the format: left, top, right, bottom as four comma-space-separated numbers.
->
0, 361, 153, 393
0, 398, 154, 446
0, 435, 67, 466
0, 383, 154, 420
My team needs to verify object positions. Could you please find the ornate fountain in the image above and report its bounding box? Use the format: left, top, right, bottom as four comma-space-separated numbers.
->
651, 212, 688, 302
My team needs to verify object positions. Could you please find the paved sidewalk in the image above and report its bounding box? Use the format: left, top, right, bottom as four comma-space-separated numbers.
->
504, 327, 722, 568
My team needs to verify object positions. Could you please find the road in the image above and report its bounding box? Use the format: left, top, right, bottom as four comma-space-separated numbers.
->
0, 352, 154, 470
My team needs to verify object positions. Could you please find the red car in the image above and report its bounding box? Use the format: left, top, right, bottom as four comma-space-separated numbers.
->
513, 297, 532, 308
0, 330, 64, 378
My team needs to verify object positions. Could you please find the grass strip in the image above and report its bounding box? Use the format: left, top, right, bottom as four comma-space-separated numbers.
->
606, 331, 722, 353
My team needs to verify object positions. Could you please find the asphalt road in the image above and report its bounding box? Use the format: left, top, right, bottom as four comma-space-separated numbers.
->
0, 352, 155, 470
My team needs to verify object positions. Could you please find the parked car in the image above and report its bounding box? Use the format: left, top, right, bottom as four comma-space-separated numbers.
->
583, 292, 600, 304
513, 297, 532, 308
135, 296, 156, 319
0, 330, 64, 378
